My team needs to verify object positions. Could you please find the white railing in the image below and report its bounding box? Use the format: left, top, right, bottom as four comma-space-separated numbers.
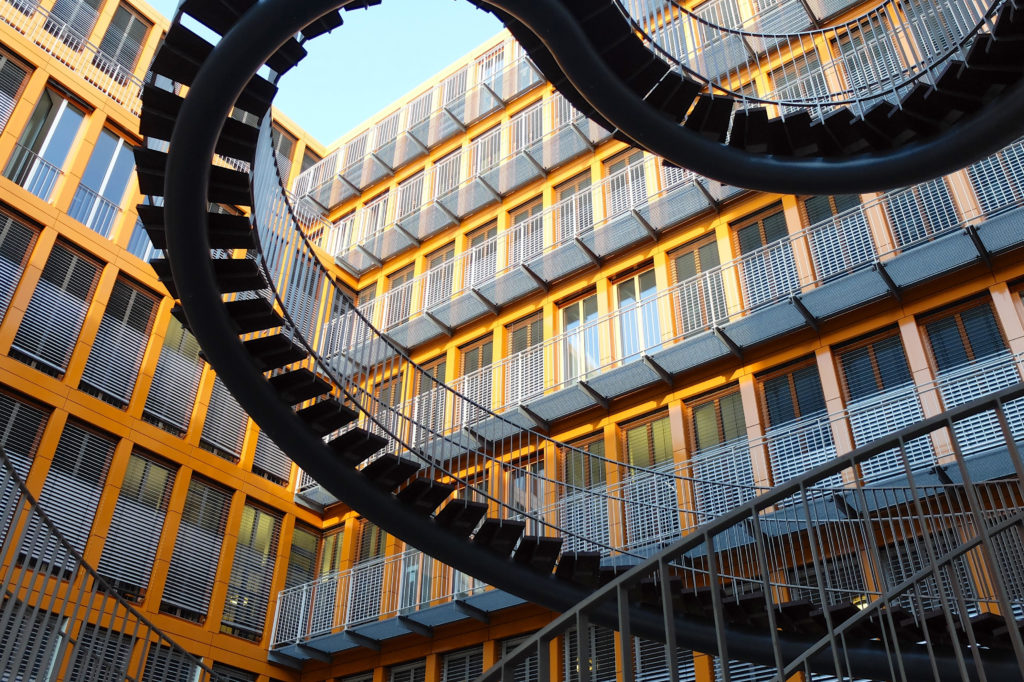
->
0, 0, 144, 115
68, 183, 120, 237
4, 143, 62, 201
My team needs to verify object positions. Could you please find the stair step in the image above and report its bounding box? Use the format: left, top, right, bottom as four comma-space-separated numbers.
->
644, 72, 700, 123
299, 399, 358, 436
396, 478, 456, 515
969, 33, 1024, 70
169, 304, 190, 332
602, 38, 665, 94
268, 368, 332, 404
773, 599, 816, 631
995, 2, 1024, 39
134, 149, 252, 206
360, 455, 420, 491
781, 110, 822, 156
513, 536, 564, 573
301, 10, 342, 39
134, 206, 254, 250
684, 95, 733, 143
765, 117, 791, 155
434, 498, 488, 537
730, 107, 769, 154
326, 427, 387, 467
243, 333, 307, 371
901, 83, 958, 128
140, 85, 260, 161
224, 297, 283, 334
821, 108, 873, 154
555, 551, 601, 587
598, 564, 631, 586
211, 258, 265, 293
472, 518, 526, 556
862, 100, 915, 147
148, 258, 178, 298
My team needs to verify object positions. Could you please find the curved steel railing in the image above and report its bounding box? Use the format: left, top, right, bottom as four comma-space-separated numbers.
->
619, 0, 998, 115
480, 380, 1024, 680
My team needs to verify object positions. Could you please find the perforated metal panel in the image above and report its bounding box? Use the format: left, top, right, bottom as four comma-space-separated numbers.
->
141, 644, 197, 682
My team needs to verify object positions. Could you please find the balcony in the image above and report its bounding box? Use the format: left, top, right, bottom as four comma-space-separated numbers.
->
0, 0, 143, 114
4, 143, 62, 201
291, 50, 543, 213
68, 184, 120, 237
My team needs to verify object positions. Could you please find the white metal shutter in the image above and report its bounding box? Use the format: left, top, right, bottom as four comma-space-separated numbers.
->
143, 316, 203, 434
32, 421, 114, 561
96, 453, 174, 597
442, 647, 484, 681
67, 624, 133, 681
0, 211, 36, 323
502, 636, 540, 682
211, 663, 258, 681
11, 241, 99, 374
80, 279, 156, 406
200, 375, 248, 461
0, 600, 61, 682
0, 392, 47, 548
97, 5, 149, 72
714, 658, 777, 682
160, 478, 231, 620
967, 139, 1024, 215
564, 626, 617, 682
390, 660, 427, 682
252, 430, 292, 485
141, 644, 197, 682
49, 0, 102, 41
883, 178, 959, 247
222, 504, 281, 638
0, 53, 26, 134
634, 638, 696, 682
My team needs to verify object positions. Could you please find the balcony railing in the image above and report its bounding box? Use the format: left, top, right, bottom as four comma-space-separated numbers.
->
4, 143, 62, 201
291, 48, 543, 211
0, 0, 143, 114
68, 183, 120, 237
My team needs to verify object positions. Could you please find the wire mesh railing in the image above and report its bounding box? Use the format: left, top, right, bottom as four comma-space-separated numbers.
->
482, 380, 1024, 681
0, 446, 225, 682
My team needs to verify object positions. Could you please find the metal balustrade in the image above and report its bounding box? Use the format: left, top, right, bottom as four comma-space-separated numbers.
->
621, 0, 995, 117
291, 47, 543, 211
483, 380, 1024, 681
68, 183, 120, 237
0, 0, 143, 115
4, 143, 62, 201
0, 447, 225, 681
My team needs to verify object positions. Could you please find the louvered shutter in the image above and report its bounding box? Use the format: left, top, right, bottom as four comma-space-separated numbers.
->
32, 422, 113, 564
211, 663, 258, 681
713, 658, 777, 682
0, 601, 61, 682
67, 624, 133, 681
341, 675, 374, 682
926, 303, 1006, 372
12, 242, 99, 374
80, 279, 156, 406
839, 335, 912, 401
634, 638, 696, 682
97, 5, 150, 72
252, 430, 292, 485
160, 478, 230, 620
390, 661, 427, 682
564, 626, 617, 682
286, 525, 318, 589
222, 504, 281, 639
97, 453, 174, 597
442, 647, 484, 681
0, 53, 26, 133
141, 644, 196, 682
49, 0, 102, 40
0, 393, 47, 548
0, 212, 36, 323
143, 317, 203, 434
502, 637, 540, 682
200, 375, 248, 461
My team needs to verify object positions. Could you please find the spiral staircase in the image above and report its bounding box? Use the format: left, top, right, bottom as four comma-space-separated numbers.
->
135, 0, 1024, 680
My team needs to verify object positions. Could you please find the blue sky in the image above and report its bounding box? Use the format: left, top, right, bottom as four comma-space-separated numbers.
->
144, 0, 503, 145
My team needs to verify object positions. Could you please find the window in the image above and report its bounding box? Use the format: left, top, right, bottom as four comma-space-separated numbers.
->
560, 293, 599, 382
424, 243, 455, 309
770, 52, 828, 113
48, 0, 103, 45
443, 647, 484, 681
802, 194, 861, 225
801, 194, 875, 281
349, 520, 387, 624
837, 332, 912, 402
361, 190, 391, 239
459, 335, 493, 425
79, 278, 157, 407
396, 172, 424, 220
923, 300, 1007, 373
358, 519, 387, 561
510, 198, 543, 265
343, 131, 368, 170
222, 504, 281, 640
11, 240, 99, 376
200, 376, 248, 461
0, 210, 38, 323
161, 477, 231, 623
407, 91, 433, 129
564, 433, 606, 489
564, 626, 617, 682
252, 431, 292, 485
142, 316, 203, 435
390, 661, 427, 682
624, 412, 673, 468
470, 126, 501, 175
671, 237, 726, 332
384, 264, 415, 329
508, 455, 544, 532
211, 663, 258, 682
761, 362, 826, 428
413, 356, 446, 443
398, 547, 433, 612
271, 125, 296, 175
502, 636, 540, 682
604, 150, 646, 215
0, 391, 49, 548
733, 203, 798, 308
432, 151, 461, 199
836, 21, 903, 98
97, 453, 174, 599
301, 147, 321, 174
465, 221, 497, 287
374, 111, 400, 150
506, 312, 544, 404
556, 173, 594, 240
96, 4, 151, 75
320, 527, 344, 574
286, 524, 319, 589
967, 141, 1024, 214
5, 88, 85, 201
615, 267, 661, 359
441, 66, 468, 115
691, 388, 746, 453
475, 44, 505, 92
0, 49, 27, 134
126, 217, 158, 261
68, 624, 133, 680
510, 101, 543, 153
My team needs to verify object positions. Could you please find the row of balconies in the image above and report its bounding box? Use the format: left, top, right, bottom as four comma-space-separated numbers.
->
283, 349, 1024, 650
